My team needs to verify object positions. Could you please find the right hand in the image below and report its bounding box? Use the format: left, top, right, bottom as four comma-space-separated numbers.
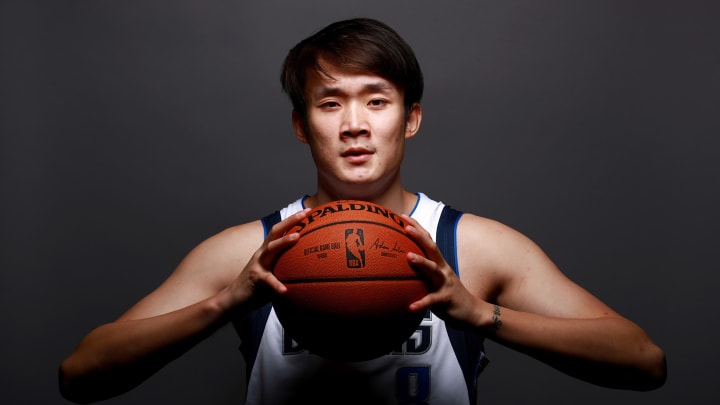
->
221, 208, 311, 314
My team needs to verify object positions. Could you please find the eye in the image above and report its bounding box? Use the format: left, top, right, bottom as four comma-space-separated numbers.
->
368, 99, 388, 107
319, 101, 340, 110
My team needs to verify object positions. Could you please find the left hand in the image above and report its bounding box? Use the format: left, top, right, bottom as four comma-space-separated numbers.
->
401, 214, 491, 331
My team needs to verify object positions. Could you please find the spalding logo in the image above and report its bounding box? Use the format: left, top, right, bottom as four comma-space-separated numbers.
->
287, 201, 406, 235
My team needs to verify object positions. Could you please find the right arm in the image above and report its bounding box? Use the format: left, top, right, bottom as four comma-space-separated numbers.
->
59, 209, 309, 404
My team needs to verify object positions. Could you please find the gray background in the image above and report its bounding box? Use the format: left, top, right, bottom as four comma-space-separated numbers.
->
2, 1, 719, 404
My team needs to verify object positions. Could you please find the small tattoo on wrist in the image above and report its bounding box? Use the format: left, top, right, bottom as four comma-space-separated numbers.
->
492, 305, 503, 331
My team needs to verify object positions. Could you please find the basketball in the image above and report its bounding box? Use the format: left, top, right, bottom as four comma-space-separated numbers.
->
272, 199, 428, 361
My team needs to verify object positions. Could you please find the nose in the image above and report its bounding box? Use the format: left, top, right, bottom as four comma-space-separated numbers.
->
340, 103, 369, 137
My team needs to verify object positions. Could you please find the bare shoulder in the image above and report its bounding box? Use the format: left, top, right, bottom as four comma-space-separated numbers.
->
455, 213, 554, 274
175, 220, 266, 287
454, 213, 542, 301
118, 220, 265, 320
455, 213, 611, 317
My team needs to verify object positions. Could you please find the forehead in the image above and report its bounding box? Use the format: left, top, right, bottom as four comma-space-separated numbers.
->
304, 64, 401, 99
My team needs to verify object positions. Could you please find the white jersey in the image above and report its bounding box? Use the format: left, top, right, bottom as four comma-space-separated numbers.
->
235, 193, 488, 405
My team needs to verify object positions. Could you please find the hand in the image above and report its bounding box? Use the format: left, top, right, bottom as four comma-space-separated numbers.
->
401, 214, 486, 331
222, 208, 311, 314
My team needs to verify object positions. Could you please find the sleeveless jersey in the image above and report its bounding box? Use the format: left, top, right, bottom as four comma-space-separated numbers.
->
234, 193, 488, 404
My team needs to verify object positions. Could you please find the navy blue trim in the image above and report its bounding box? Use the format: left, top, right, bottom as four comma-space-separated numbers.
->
236, 303, 272, 377
261, 211, 281, 236
436, 206, 462, 276
300, 195, 310, 209
408, 192, 421, 216
436, 205, 488, 403
237, 211, 283, 375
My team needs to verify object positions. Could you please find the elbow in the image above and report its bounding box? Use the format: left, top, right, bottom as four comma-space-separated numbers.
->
571, 341, 667, 391
614, 341, 666, 391
59, 359, 84, 404
638, 344, 667, 391
59, 358, 96, 404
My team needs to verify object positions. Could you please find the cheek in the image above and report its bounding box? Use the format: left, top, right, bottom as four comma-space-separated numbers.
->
379, 118, 408, 144
306, 110, 338, 133
305, 137, 337, 166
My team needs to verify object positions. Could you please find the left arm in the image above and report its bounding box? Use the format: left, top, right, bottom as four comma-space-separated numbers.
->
403, 213, 666, 391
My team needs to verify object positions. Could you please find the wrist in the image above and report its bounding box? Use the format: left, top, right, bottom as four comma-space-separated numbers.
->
206, 287, 238, 321
490, 304, 503, 333
478, 301, 504, 335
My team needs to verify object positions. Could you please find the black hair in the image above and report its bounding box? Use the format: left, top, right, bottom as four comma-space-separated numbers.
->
281, 18, 424, 116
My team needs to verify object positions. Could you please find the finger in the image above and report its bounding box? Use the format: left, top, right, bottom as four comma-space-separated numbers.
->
260, 271, 288, 295
259, 231, 299, 270
400, 214, 429, 235
408, 289, 445, 313
260, 208, 311, 268
402, 216, 445, 264
267, 208, 312, 240
407, 251, 445, 287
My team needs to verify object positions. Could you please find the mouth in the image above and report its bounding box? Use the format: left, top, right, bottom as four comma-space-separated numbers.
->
341, 147, 374, 163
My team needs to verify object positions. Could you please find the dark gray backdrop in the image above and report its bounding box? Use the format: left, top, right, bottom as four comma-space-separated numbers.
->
2, 1, 718, 404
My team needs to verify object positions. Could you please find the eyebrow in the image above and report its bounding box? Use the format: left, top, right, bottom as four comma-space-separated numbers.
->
314, 82, 394, 99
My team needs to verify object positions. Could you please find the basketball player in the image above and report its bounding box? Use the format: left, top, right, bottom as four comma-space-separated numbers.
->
59, 18, 666, 404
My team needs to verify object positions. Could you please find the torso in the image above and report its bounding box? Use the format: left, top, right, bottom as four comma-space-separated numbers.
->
235, 193, 487, 405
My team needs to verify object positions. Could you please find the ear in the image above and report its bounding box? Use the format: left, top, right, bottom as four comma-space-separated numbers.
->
404, 103, 422, 140
292, 109, 309, 144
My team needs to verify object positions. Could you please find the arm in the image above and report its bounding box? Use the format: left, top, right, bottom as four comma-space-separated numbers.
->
402, 213, 666, 391
59, 209, 310, 404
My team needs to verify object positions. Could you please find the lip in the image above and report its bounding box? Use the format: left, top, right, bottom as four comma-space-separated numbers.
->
341, 147, 374, 164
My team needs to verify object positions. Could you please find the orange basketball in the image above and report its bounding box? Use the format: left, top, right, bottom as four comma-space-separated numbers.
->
272, 199, 428, 361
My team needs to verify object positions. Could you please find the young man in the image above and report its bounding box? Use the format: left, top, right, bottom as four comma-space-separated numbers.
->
59, 18, 666, 404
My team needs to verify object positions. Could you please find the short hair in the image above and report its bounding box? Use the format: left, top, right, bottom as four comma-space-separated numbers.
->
281, 18, 424, 116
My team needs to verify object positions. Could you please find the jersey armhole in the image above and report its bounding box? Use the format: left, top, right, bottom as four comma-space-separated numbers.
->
436, 205, 462, 276
238, 211, 282, 375
261, 211, 282, 237
436, 205, 489, 403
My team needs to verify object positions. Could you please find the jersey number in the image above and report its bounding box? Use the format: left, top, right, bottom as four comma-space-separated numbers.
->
395, 366, 430, 404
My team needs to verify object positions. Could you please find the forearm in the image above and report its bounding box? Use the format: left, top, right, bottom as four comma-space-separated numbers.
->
59, 294, 230, 403
483, 304, 666, 390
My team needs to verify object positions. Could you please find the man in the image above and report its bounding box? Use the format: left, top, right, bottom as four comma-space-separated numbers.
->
59, 18, 666, 404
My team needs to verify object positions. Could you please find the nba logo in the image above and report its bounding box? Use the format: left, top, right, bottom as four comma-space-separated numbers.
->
345, 228, 365, 268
